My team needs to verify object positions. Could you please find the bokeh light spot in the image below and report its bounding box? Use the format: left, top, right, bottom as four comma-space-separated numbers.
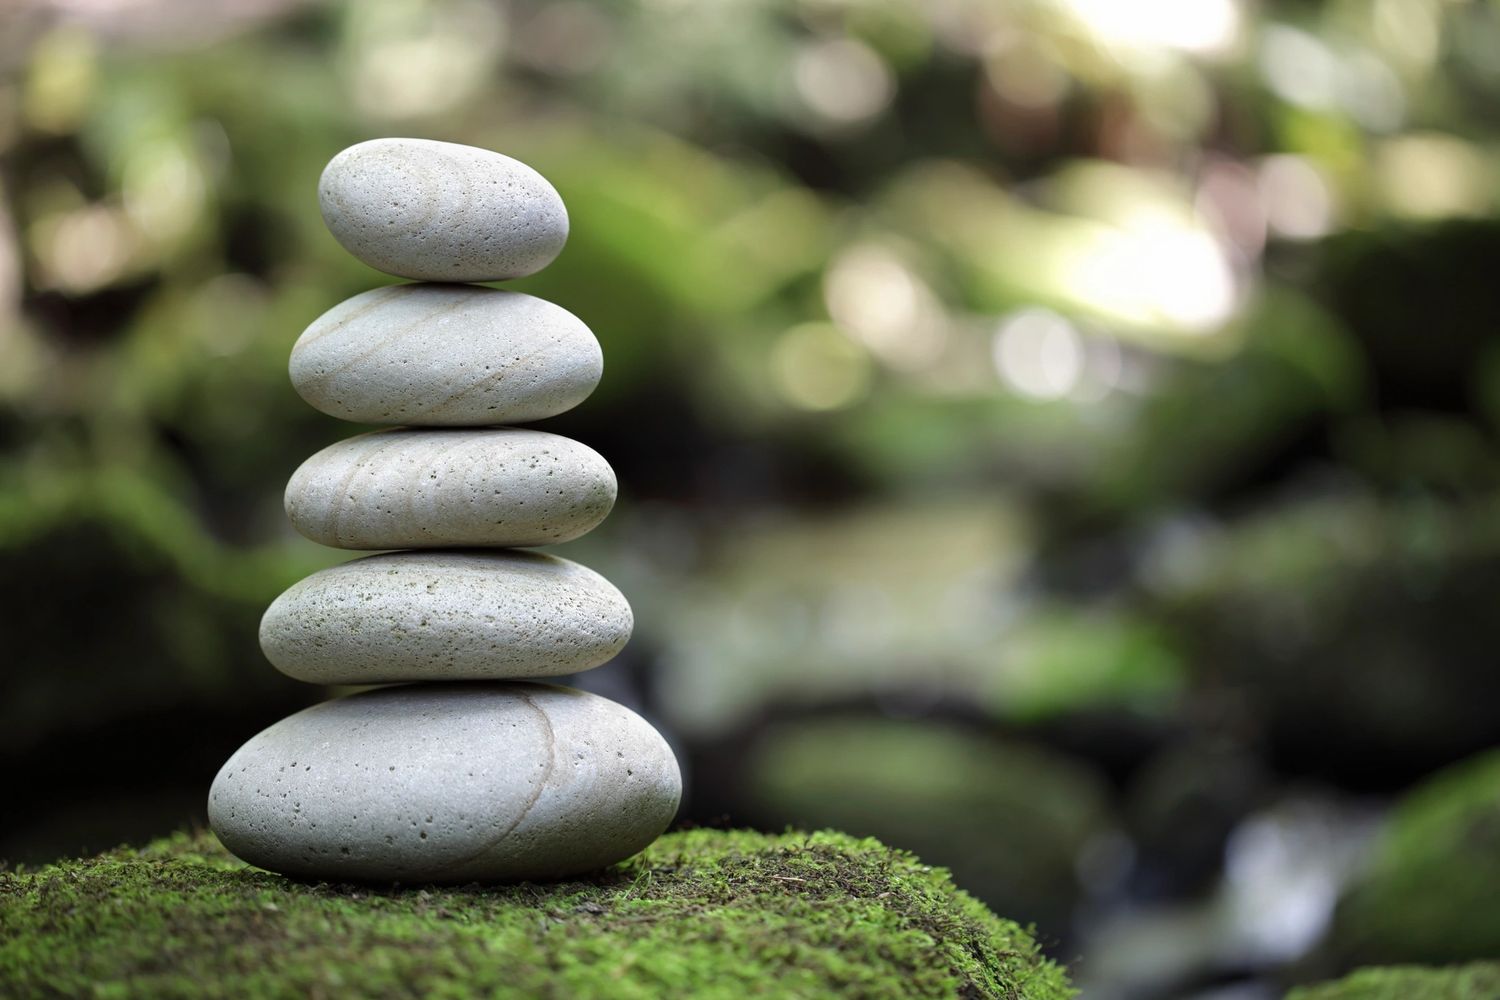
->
823, 245, 947, 371
771, 323, 874, 411
1258, 155, 1334, 241
1061, 0, 1241, 56
993, 309, 1084, 401
793, 37, 894, 128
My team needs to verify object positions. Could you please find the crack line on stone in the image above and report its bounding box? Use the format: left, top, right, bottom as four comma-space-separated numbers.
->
433, 691, 556, 877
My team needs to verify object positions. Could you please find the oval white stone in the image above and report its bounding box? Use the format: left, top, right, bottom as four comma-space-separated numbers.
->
290, 285, 602, 426
261, 550, 632, 684
284, 428, 615, 549
319, 138, 568, 282
207, 683, 681, 883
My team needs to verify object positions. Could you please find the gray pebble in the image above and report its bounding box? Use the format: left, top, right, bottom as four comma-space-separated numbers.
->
284, 428, 615, 550
207, 682, 681, 883
261, 550, 632, 685
291, 284, 602, 426
319, 138, 568, 282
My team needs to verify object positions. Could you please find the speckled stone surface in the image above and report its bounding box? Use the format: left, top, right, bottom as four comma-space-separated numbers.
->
207, 682, 681, 883
319, 138, 568, 283
290, 284, 601, 427
284, 428, 616, 550
260, 550, 633, 684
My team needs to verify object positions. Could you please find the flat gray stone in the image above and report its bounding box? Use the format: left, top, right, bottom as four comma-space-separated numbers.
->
319, 138, 568, 282
207, 683, 681, 883
284, 428, 615, 550
261, 550, 632, 684
290, 284, 602, 426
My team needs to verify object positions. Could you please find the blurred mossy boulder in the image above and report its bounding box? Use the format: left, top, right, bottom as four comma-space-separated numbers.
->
1092, 289, 1367, 514
1286, 963, 1500, 1000
0, 464, 325, 861
0, 828, 1075, 1000
1158, 497, 1500, 782
1327, 750, 1500, 966
742, 715, 1112, 936
0, 466, 316, 756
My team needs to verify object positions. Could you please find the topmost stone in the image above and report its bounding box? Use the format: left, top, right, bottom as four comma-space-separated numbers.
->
319, 138, 568, 283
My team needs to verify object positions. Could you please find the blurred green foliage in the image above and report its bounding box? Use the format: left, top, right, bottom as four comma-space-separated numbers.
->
3, 0, 1500, 992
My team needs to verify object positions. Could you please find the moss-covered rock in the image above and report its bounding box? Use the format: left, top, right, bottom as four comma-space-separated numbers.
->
742, 716, 1110, 935
0, 828, 1073, 1000
1158, 497, 1500, 786
1329, 749, 1500, 966
1286, 963, 1500, 1000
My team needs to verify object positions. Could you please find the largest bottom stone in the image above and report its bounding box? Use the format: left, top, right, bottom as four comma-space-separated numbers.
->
208, 682, 681, 883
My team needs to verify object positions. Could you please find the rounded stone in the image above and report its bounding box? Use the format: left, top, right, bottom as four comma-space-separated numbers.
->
261, 550, 633, 685
290, 284, 602, 426
284, 428, 615, 550
318, 138, 568, 282
207, 683, 682, 883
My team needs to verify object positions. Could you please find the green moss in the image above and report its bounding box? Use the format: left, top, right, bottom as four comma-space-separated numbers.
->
1286, 963, 1500, 1000
1330, 750, 1500, 965
0, 828, 1073, 1000
745, 717, 1108, 933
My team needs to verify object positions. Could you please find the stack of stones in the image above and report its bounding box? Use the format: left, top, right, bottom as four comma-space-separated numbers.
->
208, 138, 681, 884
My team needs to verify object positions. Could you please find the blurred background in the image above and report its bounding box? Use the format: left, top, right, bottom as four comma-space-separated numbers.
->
3, 0, 1500, 996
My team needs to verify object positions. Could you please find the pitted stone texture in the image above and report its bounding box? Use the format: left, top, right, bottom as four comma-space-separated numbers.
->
284, 428, 615, 550
207, 683, 682, 883
319, 138, 568, 282
261, 550, 632, 684
291, 285, 602, 427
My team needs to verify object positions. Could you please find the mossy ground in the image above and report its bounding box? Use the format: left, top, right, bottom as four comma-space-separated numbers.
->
0, 827, 1073, 999
1286, 963, 1500, 1000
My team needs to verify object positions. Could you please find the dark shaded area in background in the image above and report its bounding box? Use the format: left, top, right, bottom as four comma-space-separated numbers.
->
3, 1, 1499, 998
